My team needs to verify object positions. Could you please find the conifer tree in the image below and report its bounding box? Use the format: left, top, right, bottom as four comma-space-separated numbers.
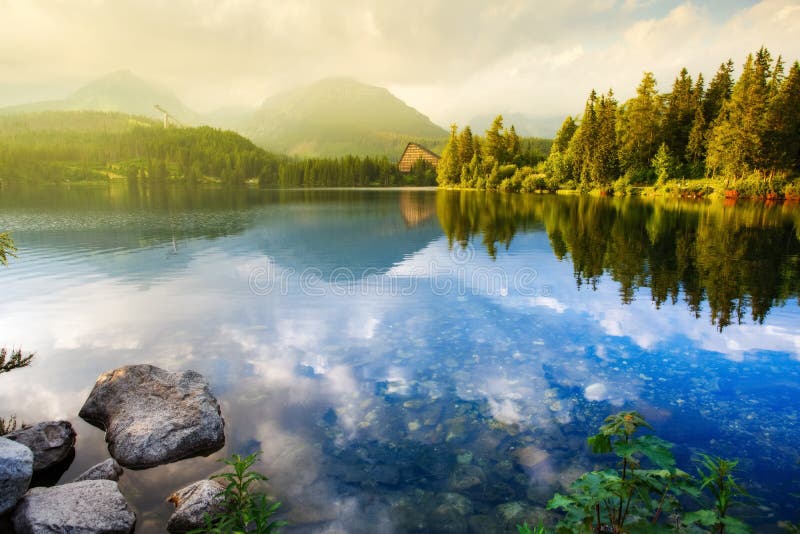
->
485, 115, 507, 164
506, 125, 521, 164
457, 126, 474, 169
618, 72, 661, 178
704, 60, 735, 124
437, 124, 461, 186
663, 68, 698, 165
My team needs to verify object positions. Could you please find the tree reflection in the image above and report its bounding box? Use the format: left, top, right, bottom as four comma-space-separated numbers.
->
436, 191, 800, 331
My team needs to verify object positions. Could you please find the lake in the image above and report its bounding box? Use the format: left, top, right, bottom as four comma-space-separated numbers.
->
1, 185, 799, 532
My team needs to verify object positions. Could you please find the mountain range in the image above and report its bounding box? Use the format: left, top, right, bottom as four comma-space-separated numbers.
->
0, 71, 448, 158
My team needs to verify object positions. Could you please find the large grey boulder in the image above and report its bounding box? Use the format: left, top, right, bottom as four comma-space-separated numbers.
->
79, 364, 225, 469
0, 437, 34, 515
4, 421, 76, 472
166, 479, 225, 533
11, 479, 136, 533
73, 458, 124, 482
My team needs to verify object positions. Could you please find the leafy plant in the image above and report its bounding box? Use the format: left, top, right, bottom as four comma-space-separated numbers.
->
547, 411, 695, 532
1, 347, 34, 436
517, 521, 549, 533
0, 414, 29, 436
0, 232, 16, 266
190, 451, 286, 534
683, 454, 751, 533
0, 347, 34, 374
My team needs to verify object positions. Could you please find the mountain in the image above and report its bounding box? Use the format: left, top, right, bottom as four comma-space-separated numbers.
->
0, 70, 199, 125
468, 112, 564, 139
238, 78, 448, 158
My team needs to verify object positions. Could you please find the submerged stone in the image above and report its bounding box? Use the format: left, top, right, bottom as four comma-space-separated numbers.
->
448, 464, 486, 492
513, 445, 549, 469
79, 364, 225, 469
0, 437, 33, 515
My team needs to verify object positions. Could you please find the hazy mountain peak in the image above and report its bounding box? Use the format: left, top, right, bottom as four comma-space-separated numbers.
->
243, 77, 446, 157
0, 70, 197, 123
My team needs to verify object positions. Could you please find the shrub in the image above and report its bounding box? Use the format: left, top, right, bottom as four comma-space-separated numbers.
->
190, 452, 286, 534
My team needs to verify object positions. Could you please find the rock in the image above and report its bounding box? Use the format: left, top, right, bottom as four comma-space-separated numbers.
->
513, 445, 550, 469
11, 479, 136, 533
0, 437, 33, 515
4, 421, 76, 472
166, 479, 225, 533
494, 501, 539, 529
428, 493, 472, 533
79, 364, 225, 469
468, 514, 502, 534
448, 464, 485, 492
74, 458, 124, 482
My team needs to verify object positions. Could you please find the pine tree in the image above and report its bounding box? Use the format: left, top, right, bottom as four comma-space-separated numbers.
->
704, 60, 734, 124
618, 72, 661, 178
593, 91, 619, 186
552, 116, 578, 153
568, 90, 599, 187
707, 50, 774, 180
457, 126, 474, 169
437, 124, 461, 186
766, 60, 800, 173
686, 106, 707, 167
506, 125, 521, 164
663, 68, 698, 165
485, 115, 507, 164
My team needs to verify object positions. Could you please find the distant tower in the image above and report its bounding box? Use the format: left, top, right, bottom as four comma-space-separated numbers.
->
153, 105, 182, 128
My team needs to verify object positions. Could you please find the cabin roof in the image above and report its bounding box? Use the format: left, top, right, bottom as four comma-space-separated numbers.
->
400, 142, 440, 161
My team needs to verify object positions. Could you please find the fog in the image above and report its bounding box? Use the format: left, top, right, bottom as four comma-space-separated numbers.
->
1, 0, 798, 125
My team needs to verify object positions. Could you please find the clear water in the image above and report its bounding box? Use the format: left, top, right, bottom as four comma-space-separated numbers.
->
1, 185, 799, 532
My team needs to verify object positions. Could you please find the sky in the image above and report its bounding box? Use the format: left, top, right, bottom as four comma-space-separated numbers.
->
1, 0, 799, 126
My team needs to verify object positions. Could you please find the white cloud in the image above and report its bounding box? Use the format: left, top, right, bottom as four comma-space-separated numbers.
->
1, 0, 795, 125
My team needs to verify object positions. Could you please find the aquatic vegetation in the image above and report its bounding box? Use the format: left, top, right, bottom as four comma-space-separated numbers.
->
190, 451, 286, 534
517, 520, 549, 534
548, 411, 695, 532
683, 455, 751, 534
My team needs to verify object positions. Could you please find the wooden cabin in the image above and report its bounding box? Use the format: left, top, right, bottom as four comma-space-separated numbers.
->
398, 143, 440, 173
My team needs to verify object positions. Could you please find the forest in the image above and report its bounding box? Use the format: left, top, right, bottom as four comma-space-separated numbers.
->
0, 111, 435, 188
437, 48, 800, 198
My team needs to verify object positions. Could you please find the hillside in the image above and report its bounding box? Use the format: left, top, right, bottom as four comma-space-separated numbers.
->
0, 111, 274, 184
239, 78, 448, 158
0, 70, 199, 125
0, 111, 432, 187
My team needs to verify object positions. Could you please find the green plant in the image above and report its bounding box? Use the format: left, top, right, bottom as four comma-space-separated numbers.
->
0, 347, 34, 374
0, 232, 16, 266
683, 455, 751, 533
517, 520, 549, 533
191, 451, 286, 534
547, 411, 694, 532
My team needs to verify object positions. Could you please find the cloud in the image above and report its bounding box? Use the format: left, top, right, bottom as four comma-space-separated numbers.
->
2, 0, 796, 123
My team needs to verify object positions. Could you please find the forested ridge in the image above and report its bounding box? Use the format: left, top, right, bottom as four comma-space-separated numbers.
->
0, 111, 434, 187
438, 48, 800, 198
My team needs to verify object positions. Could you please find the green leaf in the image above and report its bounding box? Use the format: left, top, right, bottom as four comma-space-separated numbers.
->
588, 433, 612, 454
547, 493, 575, 511
632, 435, 676, 469
722, 515, 753, 534
683, 509, 719, 527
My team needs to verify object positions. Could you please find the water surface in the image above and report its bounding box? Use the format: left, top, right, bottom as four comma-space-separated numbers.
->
1, 185, 799, 532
